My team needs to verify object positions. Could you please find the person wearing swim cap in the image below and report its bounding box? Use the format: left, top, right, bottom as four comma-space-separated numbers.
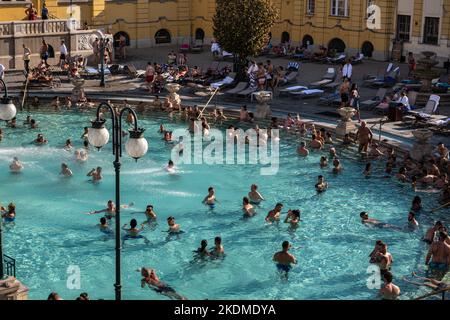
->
273, 241, 297, 276
248, 184, 264, 204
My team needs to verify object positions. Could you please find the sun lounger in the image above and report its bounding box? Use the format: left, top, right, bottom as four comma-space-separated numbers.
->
408, 94, 440, 117
318, 91, 341, 106
360, 88, 387, 110
224, 82, 248, 95
278, 85, 308, 96
352, 53, 364, 64
290, 89, 324, 99
210, 73, 236, 89
236, 86, 257, 97
279, 71, 298, 86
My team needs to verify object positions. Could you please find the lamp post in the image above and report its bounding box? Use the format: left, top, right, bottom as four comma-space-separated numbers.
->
99, 37, 106, 87
87, 102, 148, 300
0, 78, 17, 279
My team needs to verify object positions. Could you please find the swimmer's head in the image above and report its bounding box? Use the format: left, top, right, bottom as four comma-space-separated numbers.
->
208, 187, 214, 194
243, 197, 249, 205
251, 184, 258, 191
215, 236, 222, 245
201, 239, 208, 248
97, 167, 102, 172
168, 160, 174, 166
167, 216, 175, 225
300, 142, 306, 148
8, 203, 15, 212
291, 210, 300, 219
61, 163, 68, 169
13, 157, 18, 161
282, 241, 290, 250
146, 205, 153, 211
408, 211, 415, 221
130, 219, 137, 228
360, 212, 369, 220
100, 217, 107, 225
107, 200, 114, 208
383, 271, 393, 284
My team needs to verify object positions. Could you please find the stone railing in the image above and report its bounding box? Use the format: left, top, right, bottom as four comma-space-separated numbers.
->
0, 19, 69, 37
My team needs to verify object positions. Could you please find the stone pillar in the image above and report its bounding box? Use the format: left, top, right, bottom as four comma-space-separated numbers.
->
253, 91, 272, 120
136, 0, 150, 48
0, 277, 29, 300
410, 129, 434, 162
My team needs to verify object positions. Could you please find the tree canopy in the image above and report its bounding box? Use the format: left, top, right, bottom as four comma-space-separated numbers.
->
213, 0, 278, 59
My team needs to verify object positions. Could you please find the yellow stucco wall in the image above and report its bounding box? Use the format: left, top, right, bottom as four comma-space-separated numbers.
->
1, 0, 449, 59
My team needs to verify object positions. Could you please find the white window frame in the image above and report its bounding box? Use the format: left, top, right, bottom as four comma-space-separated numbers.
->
330, 0, 349, 17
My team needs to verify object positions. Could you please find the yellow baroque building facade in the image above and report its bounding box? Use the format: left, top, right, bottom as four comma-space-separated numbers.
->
0, 0, 449, 63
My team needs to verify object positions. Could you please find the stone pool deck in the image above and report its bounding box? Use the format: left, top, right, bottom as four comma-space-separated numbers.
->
2, 45, 450, 149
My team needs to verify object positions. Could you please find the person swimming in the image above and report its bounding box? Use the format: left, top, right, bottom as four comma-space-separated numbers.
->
9, 157, 24, 173
195, 239, 211, 257
64, 139, 73, 151
144, 205, 157, 222
89, 200, 116, 219
140, 267, 186, 300
242, 197, 256, 218
248, 184, 264, 205
210, 236, 225, 257
167, 216, 181, 234
320, 156, 328, 169
165, 160, 176, 173
359, 212, 401, 230
60, 163, 73, 177
202, 187, 217, 209
315, 175, 328, 193
1, 203, 16, 223
284, 209, 301, 228
265, 203, 283, 223
87, 167, 102, 181
273, 241, 297, 277
98, 217, 112, 234
34, 133, 48, 145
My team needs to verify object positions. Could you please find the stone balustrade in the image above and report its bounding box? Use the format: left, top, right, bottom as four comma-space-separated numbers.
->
0, 19, 69, 37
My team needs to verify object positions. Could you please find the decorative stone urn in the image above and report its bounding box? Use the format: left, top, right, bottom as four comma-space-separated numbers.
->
410, 129, 434, 161
165, 83, 182, 107
335, 107, 357, 136
71, 78, 86, 103
253, 91, 272, 119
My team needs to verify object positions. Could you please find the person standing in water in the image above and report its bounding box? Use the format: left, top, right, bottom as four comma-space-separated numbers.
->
167, 216, 181, 234
379, 271, 401, 300
210, 236, 225, 257
248, 184, 264, 204
202, 187, 217, 209
10, 157, 24, 173
266, 203, 283, 223
87, 167, 102, 182
60, 163, 73, 177
242, 197, 256, 218
273, 241, 297, 277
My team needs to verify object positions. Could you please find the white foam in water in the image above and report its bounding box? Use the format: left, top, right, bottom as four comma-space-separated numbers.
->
121, 167, 162, 175
158, 190, 200, 197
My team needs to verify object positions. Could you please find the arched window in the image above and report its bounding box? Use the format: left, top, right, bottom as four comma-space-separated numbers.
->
113, 32, 130, 48
195, 28, 205, 40
328, 38, 346, 53
281, 31, 290, 44
302, 35, 314, 47
361, 41, 374, 58
155, 29, 171, 44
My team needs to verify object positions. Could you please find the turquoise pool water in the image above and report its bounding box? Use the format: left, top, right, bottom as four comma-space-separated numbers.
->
0, 109, 445, 300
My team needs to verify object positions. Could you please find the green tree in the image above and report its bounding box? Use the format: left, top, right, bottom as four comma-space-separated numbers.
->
213, 0, 278, 80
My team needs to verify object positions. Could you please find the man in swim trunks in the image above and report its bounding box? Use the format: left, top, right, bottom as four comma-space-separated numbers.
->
374, 243, 394, 276
273, 241, 297, 275
90, 200, 116, 219
140, 267, 186, 300
266, 203, 283, 223
248, 184, 264, 204
379, 271, 401, 300
297, 142, 309, 156
315, 175, 328, 192
202, 187, 217, 209
87, 167, 102, 181
356, 121, 373, 153
167, 216, 181, 233
210, 236, 225, 257
359, 212, 400, 230
425, 231, 450, 272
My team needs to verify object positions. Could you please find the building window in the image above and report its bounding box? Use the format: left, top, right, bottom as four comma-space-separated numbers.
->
330, 0, 348, 17
396, 15, 411, 42
423, 17, 439, 45
307, 0, 315, 15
